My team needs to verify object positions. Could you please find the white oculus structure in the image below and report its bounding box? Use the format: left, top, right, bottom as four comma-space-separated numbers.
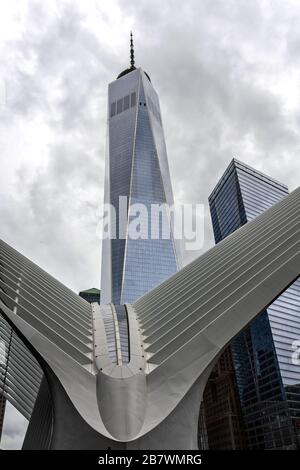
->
0, 186, 300, 449
0, 35, 299, 449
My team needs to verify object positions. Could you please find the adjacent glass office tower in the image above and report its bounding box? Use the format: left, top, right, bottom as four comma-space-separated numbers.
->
101, 39, 181, 305
208, 159, 300, 449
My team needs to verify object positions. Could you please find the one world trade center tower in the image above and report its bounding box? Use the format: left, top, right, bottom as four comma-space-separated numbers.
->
101, 34, 182, 304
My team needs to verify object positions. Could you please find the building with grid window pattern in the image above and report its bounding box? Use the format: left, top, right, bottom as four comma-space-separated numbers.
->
101, 58, 182, 305
206, 159, 300, 449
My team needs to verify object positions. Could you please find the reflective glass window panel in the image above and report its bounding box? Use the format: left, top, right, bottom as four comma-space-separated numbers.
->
124, 95, 130, 110
117, 98, 123, 114
110, 102, 116, 117
131, 92, 136, 107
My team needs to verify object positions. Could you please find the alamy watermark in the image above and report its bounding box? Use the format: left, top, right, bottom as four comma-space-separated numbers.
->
291, 340, 300, 366
96, 196, 205, 251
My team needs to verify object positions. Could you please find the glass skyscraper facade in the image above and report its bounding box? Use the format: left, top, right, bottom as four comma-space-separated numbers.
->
208, 159, 300, 449
203, 347, 246, 449
101, 61, 181, 305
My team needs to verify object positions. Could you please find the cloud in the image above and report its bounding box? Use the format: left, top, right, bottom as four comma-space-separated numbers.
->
2, 0, 300, 276
1, 0, 300, 446
1, 402, 28, 449
123, 0, 300, 258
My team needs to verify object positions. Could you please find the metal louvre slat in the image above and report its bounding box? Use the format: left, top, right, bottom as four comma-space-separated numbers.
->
4, 370, 38, 406
16, 291, 93, 346
3, 387, 32, 419
0, 245, 91, 318
9, 347, 42, 382
1, 293, 93, 362
1, 269, 93, 336
0, 251, 91, 319
19, 281, 93, 333
0, 254, 92, 326
0, 311, 42, 421
0, 290, 15, 310
0, 259, 92, 325
5, 356, 41, 391
2, 377, 35, 413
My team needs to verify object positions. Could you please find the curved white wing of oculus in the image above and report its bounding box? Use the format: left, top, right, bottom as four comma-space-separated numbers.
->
0, 187, 299, 449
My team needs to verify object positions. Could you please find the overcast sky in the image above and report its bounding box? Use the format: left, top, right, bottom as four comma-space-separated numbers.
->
1, 0, 300, 448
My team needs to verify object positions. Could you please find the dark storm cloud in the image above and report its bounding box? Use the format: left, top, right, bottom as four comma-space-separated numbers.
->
1, 0, 300, 446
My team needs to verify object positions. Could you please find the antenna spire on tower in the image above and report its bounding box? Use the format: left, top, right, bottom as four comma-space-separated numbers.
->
130, 31, 135, 68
